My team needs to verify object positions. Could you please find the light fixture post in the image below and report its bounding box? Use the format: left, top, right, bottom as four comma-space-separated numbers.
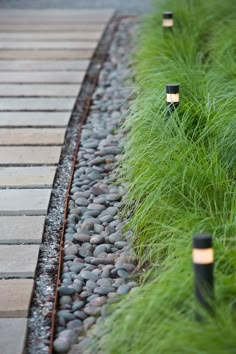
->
166, 83, 180, 114
192, 233, 214, 320
162, 12, 174, 30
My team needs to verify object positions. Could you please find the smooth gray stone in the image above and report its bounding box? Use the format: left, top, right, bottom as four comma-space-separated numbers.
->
93, 244, 109, 257
108, 231, 122, 243
72, 301, 85, 311
83, 317, 96, 331
53, 337, 71, 353
80, 270, 99, 282
57, 310, 76, 321
94, 287, 113, 295
75, 198, 89, 206
67, 319, 83, 330
70, 264, 85, 273
90, 235, 105, 245
58, 287, 76, 296
117, 284, 130, 295
64, 244, 79, 256
59, 296, 72, 306
73, 232, 91, 242
100, 207, 119, 216
74, 311, 87, 320
117, 269, 129, 279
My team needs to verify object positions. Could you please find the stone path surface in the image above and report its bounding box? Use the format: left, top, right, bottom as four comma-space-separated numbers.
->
0, 8, 114, 354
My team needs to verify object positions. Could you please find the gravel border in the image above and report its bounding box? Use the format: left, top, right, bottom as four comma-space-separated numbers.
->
53, 19, 138, 354
26, 18, 118, 354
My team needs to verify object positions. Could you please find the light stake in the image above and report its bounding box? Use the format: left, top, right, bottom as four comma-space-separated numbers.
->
162, 12, 174, 29
193, 233, 214, 320
166, 83, 180, 113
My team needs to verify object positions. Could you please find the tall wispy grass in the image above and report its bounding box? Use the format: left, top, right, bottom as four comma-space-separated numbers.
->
93, 0, 236, 353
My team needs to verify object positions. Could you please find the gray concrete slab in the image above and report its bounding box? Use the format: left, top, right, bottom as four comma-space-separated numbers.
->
0, 146, 61, 165
0, 128, 66, 145
0, 112, 71, 126
0, 279, 34, 317
0, 9, 114, 18
0, 50, 93, 60
0, 32, 102, 41
0, 189, 51, 215
0, 98, 75, 111
0, 59, 89, 71
0, 245, 40, 277
0, 215, 45, 244
0, 84, 80, 97
0, 41, 97, 50
0, 72, 85, 83
0, 318, 27, 354
0, 166, 56, 188
0, 23, 106, 32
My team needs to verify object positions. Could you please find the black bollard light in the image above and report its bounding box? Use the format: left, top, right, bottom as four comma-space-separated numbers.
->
162, 12, 174, 29
166, 84, 180, 114
193, 233, 214, 320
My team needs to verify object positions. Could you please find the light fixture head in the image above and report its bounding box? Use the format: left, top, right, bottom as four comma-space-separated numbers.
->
163, 11, 174, 28
193, 234, 213, 264
166, 83, 180, 105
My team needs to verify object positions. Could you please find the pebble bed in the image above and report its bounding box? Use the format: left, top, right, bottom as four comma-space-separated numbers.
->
53, 19, 137, 353
26, 20, 116, 354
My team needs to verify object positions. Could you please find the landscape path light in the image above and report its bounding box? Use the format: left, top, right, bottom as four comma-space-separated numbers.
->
166, 83, 180, 114
192, 233, 214, 320
162, 12, 174, 29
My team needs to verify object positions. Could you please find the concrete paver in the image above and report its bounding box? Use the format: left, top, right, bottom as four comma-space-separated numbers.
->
0, 112, 71, 126
0, 166, 56, 187
0, 128, 66, 145
0, 71, 85, 83
0, 50, 93, 60
0, 318, 27, 354
0, 32, 102, 40
0, 146, 61, 164
0, 98, 75, 110
0, 279, 34, 317
0, 84, 80, 97
0, 245, 40, 277
0, 9, 114, 17
0, 41, 97, 49
0, 59, 89, 71
0, 215, 45, 244
0, 24, 106, 32
0, 189, 51, 215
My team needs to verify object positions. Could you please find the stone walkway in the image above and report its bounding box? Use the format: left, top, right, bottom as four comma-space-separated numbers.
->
0, 9, 114, 354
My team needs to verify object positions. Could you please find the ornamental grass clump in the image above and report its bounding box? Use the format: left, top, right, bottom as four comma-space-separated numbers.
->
94, 0, 236, 353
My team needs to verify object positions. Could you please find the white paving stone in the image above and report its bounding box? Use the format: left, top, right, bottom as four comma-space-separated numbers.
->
0, 128, 66, 145
0, 9, 114, 19
0, 215, 45, 244
0, 84, 80, 97
0, 32, 102, 41
0, 98, 75, 111
0, 166, 56, 188
0, 71, 85, 83
0, 189, 51, 215
0, 318, 27, 354
0, 279, 34, 317
0, 112, 70, 126
0, 50, 93, 60
0, 146, 61, 165
0, 24, 106, 33
0, 245, 40, 277
0, 59, 89, 71
0, 41, 97, 50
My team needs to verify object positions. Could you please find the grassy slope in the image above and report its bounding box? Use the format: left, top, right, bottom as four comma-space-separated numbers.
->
95, 0, 236, 353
